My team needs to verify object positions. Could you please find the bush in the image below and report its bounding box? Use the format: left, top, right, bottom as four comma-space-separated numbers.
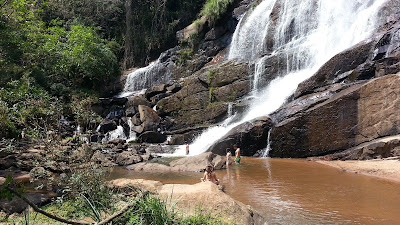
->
0, 76, 62, 138
0, 101, 17, 138
116, 193, 176, 225
200, 0, 234, 26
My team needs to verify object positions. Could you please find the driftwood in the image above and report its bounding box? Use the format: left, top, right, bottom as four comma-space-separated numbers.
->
5, 186, 140, 225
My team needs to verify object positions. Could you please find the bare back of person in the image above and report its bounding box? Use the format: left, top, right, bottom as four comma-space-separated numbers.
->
234, 146, 241, 164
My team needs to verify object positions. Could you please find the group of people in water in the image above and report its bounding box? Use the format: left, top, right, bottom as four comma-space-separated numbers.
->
201, 145, 241, 185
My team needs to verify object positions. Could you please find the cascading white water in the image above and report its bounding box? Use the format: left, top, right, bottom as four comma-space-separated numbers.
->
180, 0, 386, 156
102, 126, 127, 143
120, 59, 172, 98
262, 130, 272, 158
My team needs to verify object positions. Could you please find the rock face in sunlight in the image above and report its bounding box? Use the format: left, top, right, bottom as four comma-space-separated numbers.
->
270, 74, 400, 158
127, 152, 226, 172
268, 17, 400, 158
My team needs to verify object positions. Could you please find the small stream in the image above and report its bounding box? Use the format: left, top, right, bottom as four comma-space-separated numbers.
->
110, 158, 400, 225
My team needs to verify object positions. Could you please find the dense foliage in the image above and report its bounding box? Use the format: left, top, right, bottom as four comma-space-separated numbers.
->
124, 0, 205, 67
0, 0, 120, 137
200, 0, 234, 26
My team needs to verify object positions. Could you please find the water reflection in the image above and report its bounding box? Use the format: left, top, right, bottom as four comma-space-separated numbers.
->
110, 158, 400, 225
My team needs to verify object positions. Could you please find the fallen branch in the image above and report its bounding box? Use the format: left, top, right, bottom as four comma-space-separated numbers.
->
97, 201, 136, 225
5, 186, 90, 225
5, 186, 146, 225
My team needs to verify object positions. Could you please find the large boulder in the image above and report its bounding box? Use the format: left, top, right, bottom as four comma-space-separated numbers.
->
109, 179, 267, 225
138, 131, 166, 143
127, 152, 226, 172
138, 105, 161, 131
97, 118, 117, 134
270, 74, 400, 158
145, 84, 167, 100
169, 152, 226, 172
114, 151, 143, 166
126, 95, 152, 108
0, 193, 51, 214
208, 117, 274, 156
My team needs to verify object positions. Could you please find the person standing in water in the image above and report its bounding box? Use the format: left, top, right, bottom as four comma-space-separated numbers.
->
186, 143, 189, 155
226, 149, 233, 167
234, 145, 241, 164
201, 165, 219, 185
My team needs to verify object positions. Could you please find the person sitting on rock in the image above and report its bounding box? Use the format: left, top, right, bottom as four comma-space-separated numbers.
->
226, 149, 233, 167
201, 165, 219, 185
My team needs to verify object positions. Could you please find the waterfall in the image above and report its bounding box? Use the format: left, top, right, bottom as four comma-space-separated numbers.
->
262, 130, 272, 158
183, 0, 386, 156
120, 59, 172, 98
102, 126, 127, 143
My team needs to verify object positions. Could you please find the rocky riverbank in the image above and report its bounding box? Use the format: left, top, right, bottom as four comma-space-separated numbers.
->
110, 178, 268, 225
315, 158, 400, 183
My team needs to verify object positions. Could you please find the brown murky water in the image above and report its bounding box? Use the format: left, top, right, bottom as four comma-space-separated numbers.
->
110, 158, 400, 225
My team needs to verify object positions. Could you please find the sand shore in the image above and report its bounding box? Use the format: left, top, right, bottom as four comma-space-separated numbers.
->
316, 158, 400, 183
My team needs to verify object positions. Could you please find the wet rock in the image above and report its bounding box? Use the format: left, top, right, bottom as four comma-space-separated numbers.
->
138, 131, 166, 143
208, 117, 274, 156
295, 40, 375, 98
270, 74, 400, 158
213, 80, 250, 102
111, 97, 128, 106
106, 108, 125, 120
97, 119, 117, 134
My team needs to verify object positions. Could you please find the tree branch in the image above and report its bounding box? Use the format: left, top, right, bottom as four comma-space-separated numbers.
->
97, 201, 135, 225
5, 186, 90, 225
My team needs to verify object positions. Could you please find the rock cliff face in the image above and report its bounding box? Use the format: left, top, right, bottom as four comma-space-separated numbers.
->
270, 74, 400, 158
98, 0, 400, 160
268, 15, 400, 158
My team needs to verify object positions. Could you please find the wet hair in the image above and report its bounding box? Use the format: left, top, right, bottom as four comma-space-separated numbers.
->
226, 148, 231, 154
205, 165, 213, 173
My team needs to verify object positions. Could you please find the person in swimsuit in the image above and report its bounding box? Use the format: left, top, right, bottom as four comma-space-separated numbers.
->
201, 165, 219, 185
186, 143, 189, 155
234, 145, 241, 164
226, 149, 233, 167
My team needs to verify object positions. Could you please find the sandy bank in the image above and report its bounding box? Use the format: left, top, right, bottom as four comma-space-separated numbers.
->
316, 158, 400, 183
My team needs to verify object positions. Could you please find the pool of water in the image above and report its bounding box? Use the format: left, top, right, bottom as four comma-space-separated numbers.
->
110, 158, 400, 225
